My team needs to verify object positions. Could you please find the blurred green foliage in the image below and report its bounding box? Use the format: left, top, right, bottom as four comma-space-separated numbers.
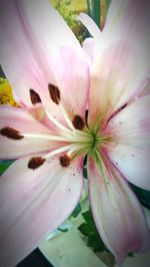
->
54, 0, 87, 43
130, 183, 150, 210
78, 209, 108, 252
78, 209, 116, 266
78, 208, 134, 267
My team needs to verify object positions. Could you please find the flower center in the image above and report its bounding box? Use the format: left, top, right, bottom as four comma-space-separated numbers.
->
0, 85, 107, 170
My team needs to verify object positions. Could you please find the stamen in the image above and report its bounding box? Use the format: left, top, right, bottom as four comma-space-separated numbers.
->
59, 154, 70, 167
48, 84, 83, 133
95, 151, 110, 188
0, 127, 23, 140
67, 144, 85, 157
23, 132, 70, 142
59, 103, 76, 133
48, 84, 60, 105
72, 115, 85, 130
23, 131, 92, 144
28, 157, 46, 169
44, 144, 75, 159
45, 109, 71, 133
30, 89, 42, 105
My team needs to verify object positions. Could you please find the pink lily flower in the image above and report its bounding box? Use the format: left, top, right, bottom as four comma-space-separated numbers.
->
0, 0, 150, 266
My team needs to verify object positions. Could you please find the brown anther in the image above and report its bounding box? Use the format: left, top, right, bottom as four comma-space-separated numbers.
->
48, 84, 60, 105
30, 89, 42, 105
72, 115, 85, 130
0, 127, 23, 140
28, 157, 46, 170
59, 154, 70, 168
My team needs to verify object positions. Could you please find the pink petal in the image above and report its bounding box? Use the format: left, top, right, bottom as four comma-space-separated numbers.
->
0, 155, 83, 267
47, 46, 90, 117
82, 38, 95, 64
78, 13, 103, 61
0, 106, 57, 159
88, 158, 150, 265
103, 95, 150, 190
79, 1, 150, 127
104, 0, 150, 56
103, 0, 150, 100
104, 0, 150, 97
103, 0, 150, 90
0, 0, 89, 117
88, 42, 133, 128
88, 41, 149, 128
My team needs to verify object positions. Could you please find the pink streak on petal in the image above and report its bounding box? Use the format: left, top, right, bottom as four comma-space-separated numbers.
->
0, 106, 58, 159
88, 158, 150, 265
103, 95, 150, 190
0, 155, 83, 267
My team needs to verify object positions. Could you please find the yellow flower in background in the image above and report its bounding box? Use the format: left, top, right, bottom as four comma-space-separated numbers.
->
0, 77, 17, 106
50, 0, 87, 12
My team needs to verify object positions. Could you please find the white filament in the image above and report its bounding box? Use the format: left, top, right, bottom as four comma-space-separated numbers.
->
44, 144, 81, 159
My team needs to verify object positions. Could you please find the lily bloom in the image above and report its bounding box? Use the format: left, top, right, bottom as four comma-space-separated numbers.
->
0, 0, 150, 266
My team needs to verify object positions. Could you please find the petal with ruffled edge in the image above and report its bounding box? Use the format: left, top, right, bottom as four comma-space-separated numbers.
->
88, 157, 150, 266
102, 95, 150, 190
79, 0, 150, 128
0, 155, 83, 267
0, 106, 59, 159
0, 0, 89, 120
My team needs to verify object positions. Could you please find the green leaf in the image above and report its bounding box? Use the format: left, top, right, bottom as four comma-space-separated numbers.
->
105, 0, 111, 11
58, 227, 68, 233
91, 0, 101, 27
87, 232, 105, 252
78, 209, 108, 253
82, 210, 93, 222
130, 183, 150, 210
0, 160, 13, 175
78, 223, 90, 236
70, 203, 81, 218
83, 155, 87, 179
